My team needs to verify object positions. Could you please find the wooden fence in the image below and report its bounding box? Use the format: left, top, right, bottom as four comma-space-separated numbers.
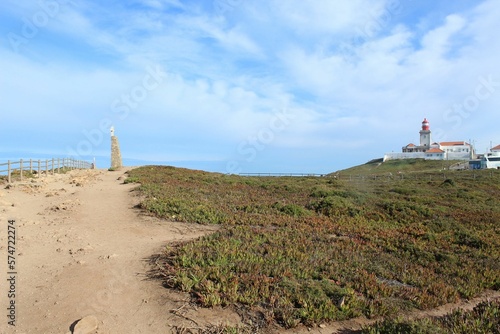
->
0, 158, 93, 183
239, 170, 499, 182
331, 170, 499, 182
239, 173, 325, 177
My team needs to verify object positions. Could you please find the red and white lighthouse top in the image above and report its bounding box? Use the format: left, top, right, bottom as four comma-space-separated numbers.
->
421, 118, 430, 131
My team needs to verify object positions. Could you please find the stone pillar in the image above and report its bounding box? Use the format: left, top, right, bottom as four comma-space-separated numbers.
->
110, 126, 123, 169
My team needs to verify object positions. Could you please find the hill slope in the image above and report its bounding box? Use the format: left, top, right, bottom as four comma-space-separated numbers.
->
127, 165, 500, 332
336, 158, 466, 176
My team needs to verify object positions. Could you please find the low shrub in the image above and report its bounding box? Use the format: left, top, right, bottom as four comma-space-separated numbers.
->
362, 299, 500, 334
128, 166, 500, 330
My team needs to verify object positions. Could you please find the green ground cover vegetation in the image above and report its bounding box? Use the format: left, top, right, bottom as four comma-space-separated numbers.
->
362, 299, 500, 333
126, 161, 500, 330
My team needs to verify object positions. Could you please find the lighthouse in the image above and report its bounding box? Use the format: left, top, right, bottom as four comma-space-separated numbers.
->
419, 118, 431, 148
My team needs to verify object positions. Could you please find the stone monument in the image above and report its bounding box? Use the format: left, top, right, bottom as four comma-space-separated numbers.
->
110, 126, 123, 169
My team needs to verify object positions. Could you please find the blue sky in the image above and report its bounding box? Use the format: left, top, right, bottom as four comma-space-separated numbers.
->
1, 0, 500, 173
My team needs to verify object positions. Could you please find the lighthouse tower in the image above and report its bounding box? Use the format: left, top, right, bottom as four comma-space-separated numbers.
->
419, 118, 431, 148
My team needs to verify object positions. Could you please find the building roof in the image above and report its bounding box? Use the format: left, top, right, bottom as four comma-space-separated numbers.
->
426, 148, 445, 153
406, 143, 416, 147
492, 144, 500, 151
440, 141, 470, 146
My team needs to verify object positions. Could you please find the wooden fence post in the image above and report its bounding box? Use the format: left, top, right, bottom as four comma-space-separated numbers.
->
30, 159, 33, 173
8, 160, 11, 183
52, 158, 55, 175
20, 159, 23, 181
38, 160, 41, 177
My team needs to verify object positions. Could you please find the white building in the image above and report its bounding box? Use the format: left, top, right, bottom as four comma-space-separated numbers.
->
425, 148, 445, 160
439, 141, 473, 160
384, 118, 474, 161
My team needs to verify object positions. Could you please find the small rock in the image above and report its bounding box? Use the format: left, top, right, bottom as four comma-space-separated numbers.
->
319, 324, 327, 328
337, 296, 346, 308
72, 315, 98, 334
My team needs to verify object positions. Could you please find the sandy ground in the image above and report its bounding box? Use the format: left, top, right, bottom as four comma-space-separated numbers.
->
0, 168, 498, 334
0, 169, 239, 334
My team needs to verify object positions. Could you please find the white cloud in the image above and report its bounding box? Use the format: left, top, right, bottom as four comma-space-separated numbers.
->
268, 0, 387, 36
1, 0, 500, 171
139, 0, 185, 10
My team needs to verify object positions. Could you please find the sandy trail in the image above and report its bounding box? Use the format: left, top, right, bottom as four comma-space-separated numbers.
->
0, 168, 236, 334
1, 168, 498, 334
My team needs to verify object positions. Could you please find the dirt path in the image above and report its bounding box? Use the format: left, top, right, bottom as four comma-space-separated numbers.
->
1, 168, 498, 334
284, 289, 500, 334
0, 168, 238, 334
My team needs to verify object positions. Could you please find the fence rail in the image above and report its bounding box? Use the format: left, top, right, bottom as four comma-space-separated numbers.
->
331, 170, 499, 182
240, 173, 325, 177
238, 170, 499, 181
0, 158, 93, 183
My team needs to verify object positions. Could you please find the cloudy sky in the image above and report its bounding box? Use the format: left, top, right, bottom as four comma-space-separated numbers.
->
1, 0, 499, 173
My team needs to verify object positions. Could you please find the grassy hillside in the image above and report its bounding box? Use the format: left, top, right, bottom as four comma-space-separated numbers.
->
126, 165, 500, 331
336, 159, 465, 176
